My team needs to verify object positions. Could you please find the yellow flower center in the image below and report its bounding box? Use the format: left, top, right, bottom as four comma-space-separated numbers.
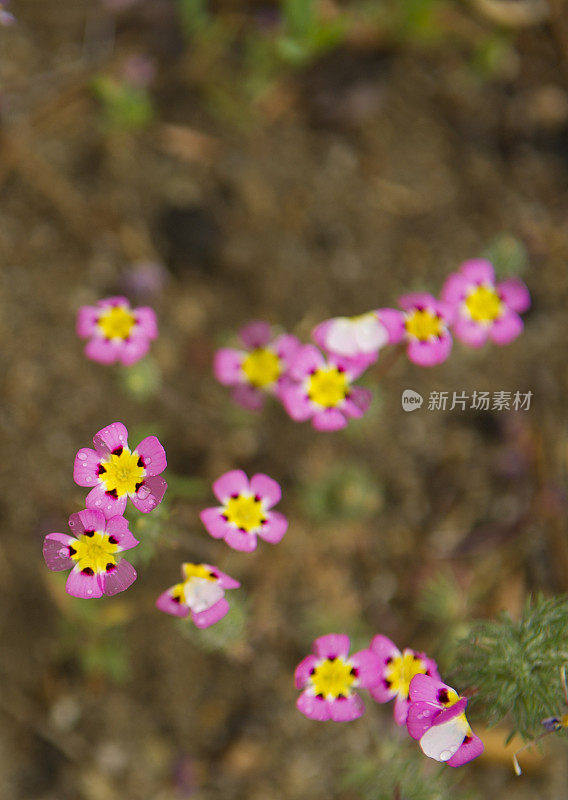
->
307, 367, 349, 408
182, 563, 217, 582
98, 305, 136, 340
386, 650, 429, 699
405, 309, 444, 341
311, 657, 356, 699
99, 448, 145, 497
70, 530, 119, 574
241, 348, 281, 388
464, 285, 503, 323
224, 495, 266, 532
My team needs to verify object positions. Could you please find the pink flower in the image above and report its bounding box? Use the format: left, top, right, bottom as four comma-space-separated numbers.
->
200, 470, 287, 552
43, 509, 138, 599
214, 321, 302, 411
156, 563, 240, 628
74, 422, 167, 519
281, 345, 372, 431
368, 635, 441, 725
311, 309, 403, 366
441, 259, 530, 347
77, 296, 158, 366
407, 674, 484, 767
386, 293, 454, 367
295, 634, 382, 722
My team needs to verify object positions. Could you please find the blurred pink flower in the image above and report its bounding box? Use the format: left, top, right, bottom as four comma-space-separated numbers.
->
295, 634, 382, 721
368, 634, 441, 725
200, 469, 287, 552
77, 296, 158, 366
311, 308, 402, 366
281, 344, 372, 431
407, 674, 484, 766
156, 563, 240, 628
388, 292, 454, 367
43, 509, 138, 599
214, 321, 302, 411
74, 421, 167, 518
441, 259, 530, 347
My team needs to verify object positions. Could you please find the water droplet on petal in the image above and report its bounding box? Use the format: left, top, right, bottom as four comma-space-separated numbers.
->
439, 750, 452, 761
137, 485, 150, 500
77, 452, 87, 461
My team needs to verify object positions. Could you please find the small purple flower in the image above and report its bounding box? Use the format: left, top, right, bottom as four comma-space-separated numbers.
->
281, 344, 372, 431
368, 634, 441, 725
200, 470, 287, 552
74, 422, 167, 519
43, 509, 138, 599
407, 674, 484, 767
214, 321, 302, 411
441, 259, 530, 347
77, 296, 158, 366
295, 634, 382, 722
156, 563, 240, 628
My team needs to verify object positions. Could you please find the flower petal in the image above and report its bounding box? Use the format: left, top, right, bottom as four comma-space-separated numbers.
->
297, 691, 331, 721
85, 483, 127, 519
85, 337, 121, 365
376, 308, 405, 343
118, 337, 150, 366
419, 715, 470, 762
224, 528, 257, 552
212, 470, 249, 503
281, 385, 313, 422
498, 278, 530, 313
75, 508, 107, 533
76, 305, 99, 338
258, 511, 288, 544
452, 316, 489, 348
192, 598, 230, 628
250, 473, 281, 508
460, 258, 495, 285
294, 655, 318, 689
73, 448, 102, 488
206, 566, 240, 590
433, 697, 468, 727
406, 701, 440, 740
407, 333, 452, 367
156, 587, 190, 618
289, 344, 325, 381
441, 273, 469, 306
133, 306, 158, 339
214, 348, 245, 385
103, 559, 137, 596
312, 408, 347, 431
446, 733, 484, 767
398, 293, 439, 312
349, 648, 382, 688
231, 384, 264, 411
313, 634, 350, 660
329, 694, 365, 722
130, 476, 167, 513
489, 311, 523, 345
105, 515, 139, 551
43, 533, 75, 571
93, 422, 129, 457
66, 565, 104, 599
272, 333, 302, 364
240, 321, 272, 349
343, 387, 372, 419
408, 674, 451, 704
200, 508, 230, 539
135, 435, 167, 476
394, 694, 411, 726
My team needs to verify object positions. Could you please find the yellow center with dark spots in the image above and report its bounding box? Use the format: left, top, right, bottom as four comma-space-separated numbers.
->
464, 285, 503, 323
182, 563, 217, 582
307, 367, 349, 408
98, 306, 136, 340
386, 650, 429, 699
405, 309, 444, 341
70, 531, 119, 574
224, 495, 265, 532
241, 348, 281, 388
100, 448, 144, 497
311, 657, 355, 699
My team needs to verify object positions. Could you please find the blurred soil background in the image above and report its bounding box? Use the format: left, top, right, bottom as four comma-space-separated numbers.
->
1, 0, 568, 798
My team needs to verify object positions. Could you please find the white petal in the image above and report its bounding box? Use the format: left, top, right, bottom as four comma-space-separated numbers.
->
419, 716, 469, 762
326, 318, 359, 356
183, 577, 224, 613
353, 315, 388, 352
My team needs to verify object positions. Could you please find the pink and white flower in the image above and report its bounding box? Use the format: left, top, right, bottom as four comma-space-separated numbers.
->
281, 345, 372, 431
312, 309, 403, 367
295, 634, 382, 722
214, 321, 302, 411
385, 293, 454, 367
73, 422, 167, 518
441, 259, 530, 347
156, 563, 240, 628
200, 470, 287, 552
407, 674, 484, 767
368, 635, 441, 725
43, 509, 138, 599
77, 296, 158, 366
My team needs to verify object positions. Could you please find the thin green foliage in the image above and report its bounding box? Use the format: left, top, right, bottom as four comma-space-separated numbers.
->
456, 594, 568, 740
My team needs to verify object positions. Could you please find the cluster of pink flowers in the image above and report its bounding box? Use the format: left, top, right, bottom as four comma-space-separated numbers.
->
214, 259, 530, 430
43, 422, 168, 598
295, 633, 483, 767
157, 469, 287, 627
